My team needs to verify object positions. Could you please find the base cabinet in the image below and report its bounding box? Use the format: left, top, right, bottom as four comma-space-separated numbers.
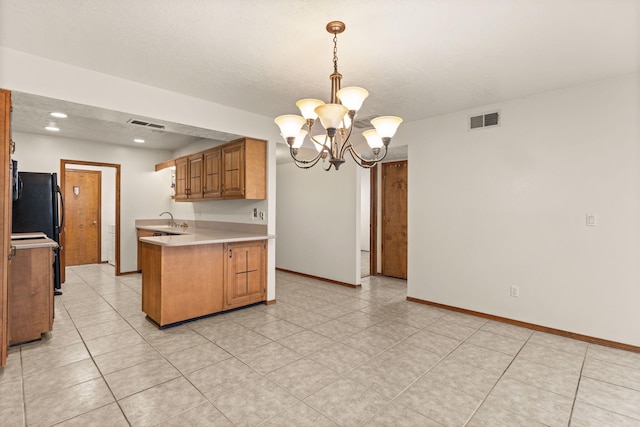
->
9, 247, 54, 345
141, 240, 267, 327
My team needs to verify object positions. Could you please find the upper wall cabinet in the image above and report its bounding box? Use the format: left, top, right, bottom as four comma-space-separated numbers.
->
170, 137, 266, 202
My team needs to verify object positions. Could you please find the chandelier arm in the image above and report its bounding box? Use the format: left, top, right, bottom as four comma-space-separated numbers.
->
293, 155, 324, 169
346, 144, 389, 168
289, 147, 324, 165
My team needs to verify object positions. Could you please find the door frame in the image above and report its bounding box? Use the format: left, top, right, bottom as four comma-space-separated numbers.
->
369, 164, 378, 276
60, 160, 122, 276
64, 168, 102, 266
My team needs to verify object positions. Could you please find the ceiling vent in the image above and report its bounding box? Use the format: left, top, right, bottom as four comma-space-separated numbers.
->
469, 111, 500, 130
353, 116, 375, 129
127, 118, 165, 130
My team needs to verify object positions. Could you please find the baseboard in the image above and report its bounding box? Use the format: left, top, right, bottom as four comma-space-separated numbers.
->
276, 268, 361, 289
265, 299, 276, 305
407, 296, 640, 353
119, 270, 140, 276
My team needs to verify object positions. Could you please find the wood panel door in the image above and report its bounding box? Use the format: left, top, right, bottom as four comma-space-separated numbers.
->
381, 161, 408, 279
174, 157, 188, 200
64, 169, 101, 266
203, 148, 222, 199
188, 153, 204, 199
222, 142, 245, 198
224, 240, 266, 310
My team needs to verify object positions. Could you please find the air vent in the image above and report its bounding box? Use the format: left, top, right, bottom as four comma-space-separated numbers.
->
469, 111, 500, 130
127, 118, 165, 130
353, 116, 375, 129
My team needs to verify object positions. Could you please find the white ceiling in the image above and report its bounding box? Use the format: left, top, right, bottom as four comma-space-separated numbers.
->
1, 0, 639, 151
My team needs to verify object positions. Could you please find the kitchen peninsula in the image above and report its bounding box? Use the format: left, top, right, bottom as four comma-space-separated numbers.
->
137, 220, 274, 327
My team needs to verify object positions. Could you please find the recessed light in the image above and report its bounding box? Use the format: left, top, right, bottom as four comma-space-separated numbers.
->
134, 138, 145, 143
45, 126, 60, 132
50, 112, 67, 118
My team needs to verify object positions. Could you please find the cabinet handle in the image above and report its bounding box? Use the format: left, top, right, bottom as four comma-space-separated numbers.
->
229, 249, 232, 258
8, 245, 16, 260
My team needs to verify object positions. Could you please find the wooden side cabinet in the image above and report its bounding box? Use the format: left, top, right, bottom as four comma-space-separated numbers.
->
174, 154, 204, 200
174, 156, 189, 200
137, 229, 157, 272
224, 240, 266, 310
203, 148, 222, 198
9, 246, 55, 345
222, 138, 266, 200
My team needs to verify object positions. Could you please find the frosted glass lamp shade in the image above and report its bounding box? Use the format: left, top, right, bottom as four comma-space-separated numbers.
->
315, 104, 348, 130
338, 115, 352, 130
296, 99, 325, 120
274, 115, 306, 138
371, 116, 403, 138
312, 134, 329, 152
291, 129, 307, 149
336, 87, 369, 111
362, 129, 384, 149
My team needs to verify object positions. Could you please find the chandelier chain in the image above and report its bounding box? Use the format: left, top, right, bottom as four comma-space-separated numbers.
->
333, 33, 339, 74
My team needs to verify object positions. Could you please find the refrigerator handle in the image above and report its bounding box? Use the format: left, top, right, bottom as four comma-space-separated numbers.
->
56, 185, 65, 231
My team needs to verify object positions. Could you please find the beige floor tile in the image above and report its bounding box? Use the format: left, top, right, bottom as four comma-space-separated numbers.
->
0, 378, 25, 426
570, 401, 640, 427
286, 311, 333, 329
365, 320, 420, 342
84, 328, 145, 357
56, 402, 129, 426
71, 309, 127, 329
104, 357, 181, 399
528, 331, 588, 356
309, 342, 370, 374
147, 328, 209, 355
504, 357, 580, 398
364, 402, 442, 426
484, 377, 573, 426
480, 320, 533, 341
155, 401, 233, 426
277, 330, 335, 356
446, 342, 514, 374
341, 329, 397, 356
189, 320, 247, 341
466, 329, 527, 356
583, 354, 640, 391
186, 357, 260, 400
468, 401, 547, 426
0, 352, 23, 384
335, 311, 385, 329
267, 358, 340, 399
93, 342, 162, 375
518, 341, 585, 374
403, 329, 461, 357
236, 341, 302, 374
425, 318, 478, 341
587, 343, 640, 370
23, 358, 101, 401
19, 328, 83, 357
422, 358, 501, 399
577, 377, 640, 420
261, 401, 339, 426
212, 376, 299, 426
25, 377, 115, 427
164, 342, 231, 374
77, 318, 134, 341
312, 319, 364, 341
119, 377, 206, 426
251, 318, 305, 340
305, 378, 390, 427
21, 342, 91, 377
388, 310, 444, 329
214, 329, 272, 355
395, 377, 482, 426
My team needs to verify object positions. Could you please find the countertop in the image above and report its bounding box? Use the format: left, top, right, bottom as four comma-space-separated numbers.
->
11, 234, 58, 250
137, 224, 274, 247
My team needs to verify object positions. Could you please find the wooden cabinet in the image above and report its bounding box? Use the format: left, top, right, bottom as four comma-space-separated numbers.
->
171, 137, 266, 202
174, 154, 204, 201
137, 229, 157, 272
9, 246, 55, 345
203, 148, 222, 198
141, 239, 267, 327
224, 240, 266, 310
0, 90, 11, 366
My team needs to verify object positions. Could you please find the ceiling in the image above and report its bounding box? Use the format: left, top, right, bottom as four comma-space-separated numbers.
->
1, 0, 639, 154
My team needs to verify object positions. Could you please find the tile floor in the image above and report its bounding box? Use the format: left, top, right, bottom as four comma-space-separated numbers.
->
1, 264, 640, 426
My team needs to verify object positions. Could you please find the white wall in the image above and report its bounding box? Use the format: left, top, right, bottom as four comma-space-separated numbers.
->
360, 168, 370, 251
1, 47, 280, 300
12, 132, 172, 273
63, 163, 117, 263
276, 158, 361, 286
401, 73, 640, 347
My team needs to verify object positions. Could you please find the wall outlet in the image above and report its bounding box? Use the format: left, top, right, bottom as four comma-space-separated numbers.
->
259, 211, 265, 221
510, 285, 520, 298
252, 208, 258, 220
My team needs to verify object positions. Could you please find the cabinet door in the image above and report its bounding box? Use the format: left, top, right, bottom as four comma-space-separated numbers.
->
203, 148, 222, 199
222, 142, 245, 199
224, 241, 265, 309
137, 229, 157, 271
174, 157, 189, 200
188, 153, 204, 199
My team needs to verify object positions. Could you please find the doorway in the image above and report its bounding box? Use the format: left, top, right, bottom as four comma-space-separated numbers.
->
370, 160, 408, 279
64, 169, 101, 265
60, 160, 121, 278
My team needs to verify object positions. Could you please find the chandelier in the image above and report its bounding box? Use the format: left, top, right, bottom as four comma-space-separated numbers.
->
274, 21, 403, 171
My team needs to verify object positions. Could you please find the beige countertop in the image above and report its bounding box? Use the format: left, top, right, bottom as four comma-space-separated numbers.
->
11, 234, 58, 250
136, 221, 274, 247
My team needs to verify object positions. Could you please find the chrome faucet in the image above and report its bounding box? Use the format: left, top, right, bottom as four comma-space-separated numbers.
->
159, 211, 177, 227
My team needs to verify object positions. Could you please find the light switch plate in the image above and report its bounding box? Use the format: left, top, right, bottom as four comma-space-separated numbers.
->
586, 214, 597, 227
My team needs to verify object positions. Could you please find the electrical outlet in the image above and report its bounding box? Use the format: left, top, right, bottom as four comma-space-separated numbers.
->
259, 211, 265, 220
252, 208, 258, 220
510, 285, 520, 298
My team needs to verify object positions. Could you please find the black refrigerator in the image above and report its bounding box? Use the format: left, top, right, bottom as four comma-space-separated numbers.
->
12, 172, 64, 293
